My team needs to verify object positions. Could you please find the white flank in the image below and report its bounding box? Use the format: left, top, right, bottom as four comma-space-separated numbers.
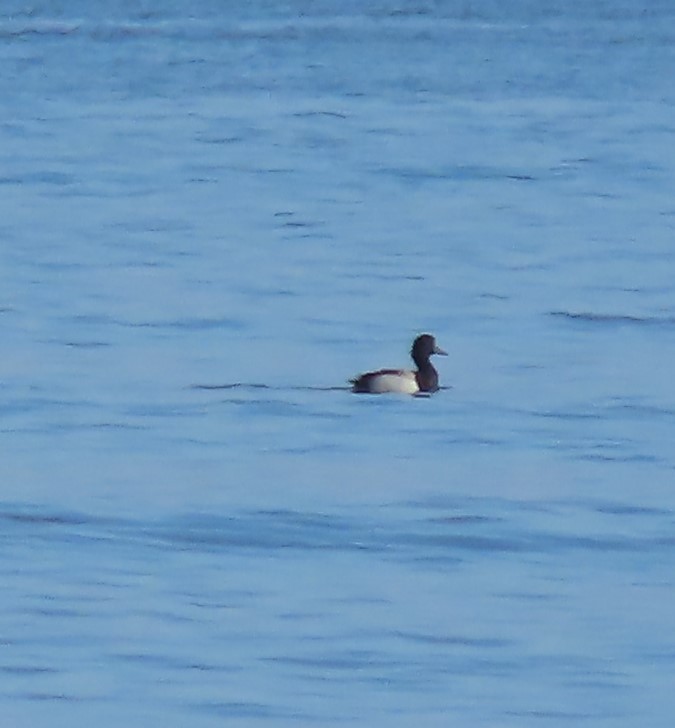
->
367, 371, 419, 394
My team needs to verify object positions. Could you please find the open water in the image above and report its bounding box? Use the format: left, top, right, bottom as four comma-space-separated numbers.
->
2, 1, 675, 726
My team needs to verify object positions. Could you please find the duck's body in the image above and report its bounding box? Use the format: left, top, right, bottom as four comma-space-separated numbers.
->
350, 334, 447, 395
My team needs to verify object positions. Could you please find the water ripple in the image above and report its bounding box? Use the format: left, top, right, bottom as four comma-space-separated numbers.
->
3, 504, 672, 559
550, 310, 675, 327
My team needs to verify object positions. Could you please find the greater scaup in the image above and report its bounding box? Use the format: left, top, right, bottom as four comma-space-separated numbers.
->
350, 333, 447, 394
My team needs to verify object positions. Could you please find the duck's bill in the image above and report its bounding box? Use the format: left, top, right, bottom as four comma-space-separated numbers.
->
433, 345, 448, 356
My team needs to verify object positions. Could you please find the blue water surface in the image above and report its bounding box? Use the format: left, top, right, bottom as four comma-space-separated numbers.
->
2, 1, 675, 726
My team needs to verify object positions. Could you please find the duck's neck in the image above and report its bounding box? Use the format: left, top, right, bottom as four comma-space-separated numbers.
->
413, 356, 439, 392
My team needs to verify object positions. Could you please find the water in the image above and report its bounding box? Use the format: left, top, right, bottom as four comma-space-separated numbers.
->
2, 1, 675, 725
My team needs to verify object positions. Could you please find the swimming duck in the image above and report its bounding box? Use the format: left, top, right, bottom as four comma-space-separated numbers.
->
350, 334, 447, 394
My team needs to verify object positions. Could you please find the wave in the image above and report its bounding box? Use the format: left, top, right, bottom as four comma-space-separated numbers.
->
189, 383, 350, 392
549, 310, 675, 327
3, 504, 673, 557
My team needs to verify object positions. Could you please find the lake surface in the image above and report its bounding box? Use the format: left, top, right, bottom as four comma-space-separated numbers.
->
2, 1, 675, 725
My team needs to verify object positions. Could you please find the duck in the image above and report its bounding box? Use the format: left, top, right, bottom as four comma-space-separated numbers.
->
350, 333, 447, 394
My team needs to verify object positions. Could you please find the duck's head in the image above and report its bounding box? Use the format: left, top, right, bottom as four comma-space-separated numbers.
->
411, 333, 447, 363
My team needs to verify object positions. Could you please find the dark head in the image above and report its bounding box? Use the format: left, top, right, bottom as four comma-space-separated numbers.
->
411, 334, 447, 366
